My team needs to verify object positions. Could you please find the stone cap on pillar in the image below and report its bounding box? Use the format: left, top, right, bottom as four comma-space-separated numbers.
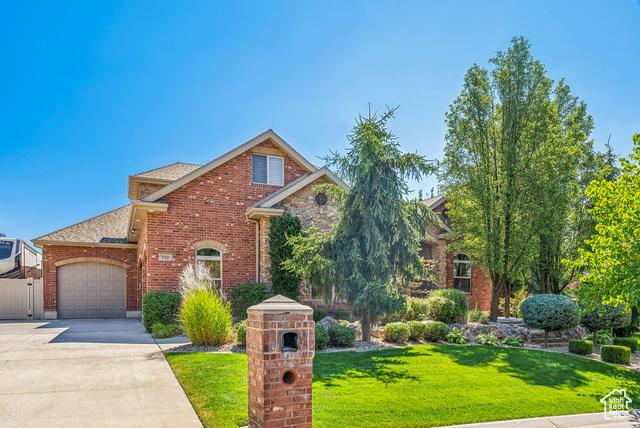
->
247, 294, 313, 314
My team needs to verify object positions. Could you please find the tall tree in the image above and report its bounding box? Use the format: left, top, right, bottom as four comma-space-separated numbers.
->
285, 108, 438, 341
440, 37, 592, 320
573, 134, 640, 310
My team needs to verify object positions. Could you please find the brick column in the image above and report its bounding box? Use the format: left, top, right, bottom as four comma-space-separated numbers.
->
246, 295, 314, 428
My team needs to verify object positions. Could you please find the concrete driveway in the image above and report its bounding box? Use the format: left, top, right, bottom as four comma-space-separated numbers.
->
0, 318, 202, 428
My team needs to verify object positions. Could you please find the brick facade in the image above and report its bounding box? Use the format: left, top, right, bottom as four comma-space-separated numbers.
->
41, 245, 139, 313
140, 141, 308, 296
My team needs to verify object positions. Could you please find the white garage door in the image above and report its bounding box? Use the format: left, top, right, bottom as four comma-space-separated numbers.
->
57, 263, 126, 318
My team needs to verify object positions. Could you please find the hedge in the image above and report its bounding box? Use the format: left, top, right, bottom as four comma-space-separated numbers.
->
423, 321, 447, 342
430, 289, 469, 320
328, 325, 356, 347
600, 345, 631, 365
613, 337, 638, 353
230, 282, 270, 319
142, 291, 180, 332
315, 324, 330, 350
406, 321, 427, 341
383, 322, 410, 343
425, 296, 457, 323
568, 339, 594, 355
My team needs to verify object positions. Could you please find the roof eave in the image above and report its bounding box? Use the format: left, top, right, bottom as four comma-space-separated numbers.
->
32, 240, 138, 249
128, 201, 169, 242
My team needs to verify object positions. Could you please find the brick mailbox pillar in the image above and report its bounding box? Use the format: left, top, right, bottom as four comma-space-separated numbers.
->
246, 295, 315, 428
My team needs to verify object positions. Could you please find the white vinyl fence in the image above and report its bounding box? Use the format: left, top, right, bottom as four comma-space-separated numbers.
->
0, 278, 44, 320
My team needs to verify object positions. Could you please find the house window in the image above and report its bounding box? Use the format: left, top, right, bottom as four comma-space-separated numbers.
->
252, 154, 284, 186
196, 248, 222, 289
453, 253, 471, 293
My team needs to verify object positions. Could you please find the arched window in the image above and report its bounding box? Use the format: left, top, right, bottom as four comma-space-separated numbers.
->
453, 254, 471, 293
196, 248, 222, 289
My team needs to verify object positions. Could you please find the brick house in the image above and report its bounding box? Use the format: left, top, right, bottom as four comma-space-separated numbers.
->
33, 130, 491, 319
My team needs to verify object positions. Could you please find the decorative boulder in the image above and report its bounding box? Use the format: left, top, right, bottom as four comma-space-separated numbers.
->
317, 316, 340, 329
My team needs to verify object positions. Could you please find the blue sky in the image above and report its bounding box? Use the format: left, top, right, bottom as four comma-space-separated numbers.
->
1, 1, 639, 245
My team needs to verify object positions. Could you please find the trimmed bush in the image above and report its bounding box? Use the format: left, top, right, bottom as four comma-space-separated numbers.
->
468, 309, 489, 324
230, 282, 270, 319
521, 294, 581, 348
334, 310, 353, 322
234, 321, 247, 347
568, 339, 594, 355
383, 322, 411, 343
613, 337, 638, 353
179, 290, 232, 346
423, 321, 447, 342
328, 325, 356, 347
425, 296, 457, 323
476, 333, 499, 346
315, 324, 330, 350
430, 289, 469, 320
601, 345, 632, 365
151, 322, 184, 339
407, 321, 427, 341
142, 291, 181, 332
313, 310, 327, 323
580, 302, 631, 344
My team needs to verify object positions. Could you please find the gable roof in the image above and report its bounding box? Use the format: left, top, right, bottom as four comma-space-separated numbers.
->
250, 167, 348, 209
421, 194, 446, 209
141, 129, 318, 202
133, 162, 202, 181
32, 205, 135, 247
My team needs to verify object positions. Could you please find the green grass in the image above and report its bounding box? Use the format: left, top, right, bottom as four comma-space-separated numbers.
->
166, 344, 640, 428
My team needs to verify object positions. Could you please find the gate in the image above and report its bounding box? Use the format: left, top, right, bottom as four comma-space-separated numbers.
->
0, 278, 44, 320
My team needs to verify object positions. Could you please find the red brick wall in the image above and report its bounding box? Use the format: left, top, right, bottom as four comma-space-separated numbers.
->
41, 245, 140, 312
144, 141, 309, 296
445, 249, 492, 312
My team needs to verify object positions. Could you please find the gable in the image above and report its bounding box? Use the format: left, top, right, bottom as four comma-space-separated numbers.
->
141, 130, 317, 202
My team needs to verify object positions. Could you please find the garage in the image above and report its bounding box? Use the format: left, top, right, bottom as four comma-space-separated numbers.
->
57, 263, 126, 318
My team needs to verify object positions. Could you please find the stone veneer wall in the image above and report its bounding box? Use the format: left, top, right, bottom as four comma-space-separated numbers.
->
258, 177, 340, 287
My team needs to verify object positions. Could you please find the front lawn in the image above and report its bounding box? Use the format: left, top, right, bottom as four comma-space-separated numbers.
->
166, 344, 640, 428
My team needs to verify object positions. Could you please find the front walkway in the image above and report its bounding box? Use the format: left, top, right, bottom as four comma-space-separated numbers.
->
0, 318, 201, 428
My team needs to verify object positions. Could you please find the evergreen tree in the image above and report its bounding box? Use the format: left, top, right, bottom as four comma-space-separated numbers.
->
285, 107, 438, 341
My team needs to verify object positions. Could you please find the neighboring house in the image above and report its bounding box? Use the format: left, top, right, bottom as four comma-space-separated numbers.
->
32, 130, 491, 320
418, 195, 492, 313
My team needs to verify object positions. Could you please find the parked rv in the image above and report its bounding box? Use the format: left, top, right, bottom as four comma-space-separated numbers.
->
0, 234, 42, 279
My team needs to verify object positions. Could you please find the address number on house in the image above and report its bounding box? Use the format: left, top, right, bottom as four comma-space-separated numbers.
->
158, 254, 173, 261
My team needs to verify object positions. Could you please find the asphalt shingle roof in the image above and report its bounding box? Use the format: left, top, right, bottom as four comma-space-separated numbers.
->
34, 205, 132, 244
133, 162, 201, 181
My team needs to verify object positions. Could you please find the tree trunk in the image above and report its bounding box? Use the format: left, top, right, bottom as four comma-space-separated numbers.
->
544, 330, 549, 349
489, 287, 501, 322
504, 290, 511, 318
362, 311, 371, 342
592, 330, 597, 346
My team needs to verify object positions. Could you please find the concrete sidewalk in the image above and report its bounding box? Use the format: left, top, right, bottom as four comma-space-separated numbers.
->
439, 411, 640, 428
0, 318, 202, 428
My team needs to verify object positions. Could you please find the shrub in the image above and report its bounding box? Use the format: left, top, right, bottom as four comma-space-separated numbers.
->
476, 333, 500, 346
580, 302, 632, 345
423, 321, 448, 342
380, 297, 430, 323
151, 322, 184, 339
521, 294, 581, 348
328, 325, 356, 347
568, 339, 594, 355
334, 310, 353, 322
406, 321, 427, 341
315, 324, 330, 350
269, 214, 302, 299
613, 337, 638, 353
596, 330, 614, 344
601, 345, 631, 365
230, 282, 270, 319
614, 307, 639, 337
446, 329, 467, 344
142, 291, 180, 332
430, 289, 469, 320
468, 309, 489, 324
502, 336, 524, 347
234, 321, 247, 347
383, 322, 411, 343
178, 290, 233, 346
313, 310, 327, 323
425, 296, 457, 323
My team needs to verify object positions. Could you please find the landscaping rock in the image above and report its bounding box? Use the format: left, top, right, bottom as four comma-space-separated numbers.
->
345, 321, 363, 341
318, 316, 340, 329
